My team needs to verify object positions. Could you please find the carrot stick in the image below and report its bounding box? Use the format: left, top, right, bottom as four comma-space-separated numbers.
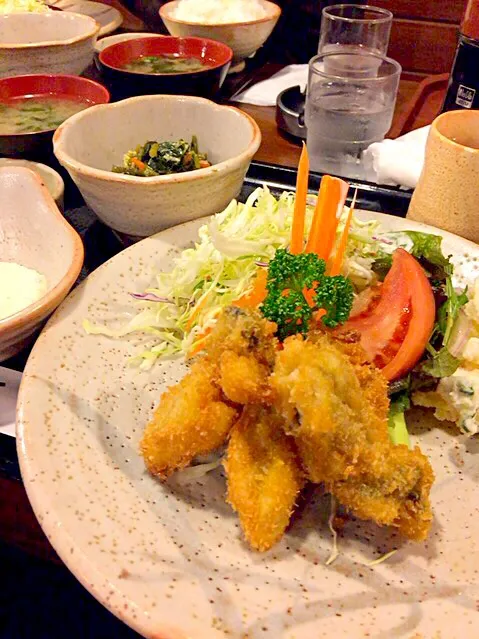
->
330, 189, 357, 276
305, 175, 334, 256
305, 176, 349, 261
187, 327, 212, 358
132, 157, 146, 171
234, 269, 268, 308
186, 295, 209, 331
290, 143, 309, 254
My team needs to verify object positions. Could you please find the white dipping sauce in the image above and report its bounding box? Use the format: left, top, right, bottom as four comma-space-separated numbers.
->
0, 262, 47, 320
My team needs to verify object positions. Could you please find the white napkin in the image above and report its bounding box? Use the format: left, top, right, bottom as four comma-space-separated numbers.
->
233, 64, 308, 106
362, 125, 430, 189
0, 366, 22, 438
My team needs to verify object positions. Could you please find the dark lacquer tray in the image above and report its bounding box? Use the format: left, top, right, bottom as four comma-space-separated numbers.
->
0, 160, 412, 482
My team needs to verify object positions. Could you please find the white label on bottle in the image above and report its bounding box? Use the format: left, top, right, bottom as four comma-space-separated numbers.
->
456, 84, 476, 108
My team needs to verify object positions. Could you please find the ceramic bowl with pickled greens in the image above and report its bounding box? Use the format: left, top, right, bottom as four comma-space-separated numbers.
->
98, 35, 232, 99
53, 94, 261, 238
0, 73, 110, 159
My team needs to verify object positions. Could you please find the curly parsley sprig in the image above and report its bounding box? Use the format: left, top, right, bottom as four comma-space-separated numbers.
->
260, 249, 353, 340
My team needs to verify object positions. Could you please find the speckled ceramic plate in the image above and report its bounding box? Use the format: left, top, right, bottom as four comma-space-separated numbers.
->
17, 211, 479, 639
48, 0, 123, 36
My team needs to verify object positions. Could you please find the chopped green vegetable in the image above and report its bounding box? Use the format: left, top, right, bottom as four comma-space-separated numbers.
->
388, 388, 411, 447
260, 249, 353, 340
124, 54, 205, 74
389, 390, 410, 415
112, 135, 210, 177
387, 410, 410, 447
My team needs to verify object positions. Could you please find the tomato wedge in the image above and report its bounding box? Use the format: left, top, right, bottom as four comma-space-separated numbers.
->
340, 248, 435, 381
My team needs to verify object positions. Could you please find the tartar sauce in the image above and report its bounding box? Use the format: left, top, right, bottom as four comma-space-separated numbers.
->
0, 261, 47, 320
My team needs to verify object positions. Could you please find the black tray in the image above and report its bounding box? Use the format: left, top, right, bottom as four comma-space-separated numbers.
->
0, 161, 412, 482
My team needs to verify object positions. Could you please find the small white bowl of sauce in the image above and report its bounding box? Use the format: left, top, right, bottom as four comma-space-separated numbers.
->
0, 166, 83, 360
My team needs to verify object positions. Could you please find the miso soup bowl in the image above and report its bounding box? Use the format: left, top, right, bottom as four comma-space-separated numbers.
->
53, 94, 261, 238
98, 36, 232, 99
0, 74, 110, 160
0, 12, 100, 78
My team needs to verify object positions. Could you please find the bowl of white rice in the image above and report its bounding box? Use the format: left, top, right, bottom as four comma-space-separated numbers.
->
160, 0, 281, 71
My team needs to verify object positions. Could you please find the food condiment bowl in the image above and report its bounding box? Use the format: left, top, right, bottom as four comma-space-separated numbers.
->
0, 158, 64, 208
98, 36, 232, 99
159, 0, 281, 71
53, 94, 261, 238
0, 12, 100, 78
0, 166, 83, 361
0, 74, 110, 160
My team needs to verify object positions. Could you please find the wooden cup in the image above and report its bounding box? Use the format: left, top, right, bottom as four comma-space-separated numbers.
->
407, 109, 479, 243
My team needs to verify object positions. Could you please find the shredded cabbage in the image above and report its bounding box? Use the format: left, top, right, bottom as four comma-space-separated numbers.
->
85, 186, 384, 369
0, 0, 48, 12
325, 495, 339, 566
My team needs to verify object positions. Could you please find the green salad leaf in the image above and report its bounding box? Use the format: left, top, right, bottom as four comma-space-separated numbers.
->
437, 277, 469, 345
373, 230, 453, 280
405, 230, 453, 277
420, 347, 461, 378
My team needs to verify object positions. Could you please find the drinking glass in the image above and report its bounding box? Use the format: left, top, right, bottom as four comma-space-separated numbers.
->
305, 51, 401, 179
319, 4, 393, 57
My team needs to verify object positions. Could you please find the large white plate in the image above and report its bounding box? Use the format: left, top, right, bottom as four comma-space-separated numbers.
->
17, 210, 479, 639
49, 0, 123, 36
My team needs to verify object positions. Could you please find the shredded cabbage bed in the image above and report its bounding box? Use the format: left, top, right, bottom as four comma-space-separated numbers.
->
84, 186, 384, 369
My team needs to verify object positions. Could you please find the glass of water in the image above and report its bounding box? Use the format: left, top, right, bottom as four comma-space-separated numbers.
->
305, 51, 401, 179
319, 4, 393, 57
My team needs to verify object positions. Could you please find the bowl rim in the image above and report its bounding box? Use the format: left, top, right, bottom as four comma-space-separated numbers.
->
0, 74, 110, 137
98, 35, 233, 76
94, 31, 165, 52
53, 94, 262, 184
0, 166, 84, 334
0, 12, 100, 49
159, 0, 281, 27
0, 158, 64, 201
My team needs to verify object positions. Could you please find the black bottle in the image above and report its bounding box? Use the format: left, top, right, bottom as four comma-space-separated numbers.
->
442, 1, 479, 112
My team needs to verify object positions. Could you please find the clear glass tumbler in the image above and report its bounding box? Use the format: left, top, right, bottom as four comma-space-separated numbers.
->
305, 51, 401, 179
319, 4, 393, 57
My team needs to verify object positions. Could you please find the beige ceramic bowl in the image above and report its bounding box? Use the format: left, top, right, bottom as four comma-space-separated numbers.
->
53, 94, 262, 238
0, 166, 83, 360
0, 12, 100, 77
0, 159, 64, 208
408, 110, 479, 244
160, 0, 281, 70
